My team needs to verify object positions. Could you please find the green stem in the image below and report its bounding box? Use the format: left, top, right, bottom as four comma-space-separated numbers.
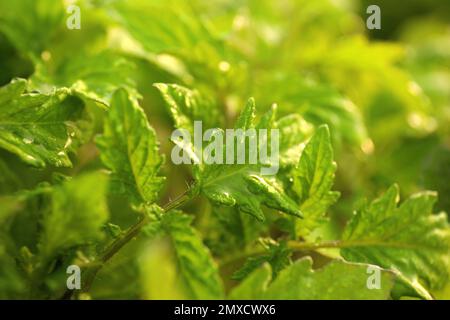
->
61, 190, 193, 300
162, 192, 192, 212
220, 240, 346, 268
220, 238, 424, 269
286, 239, 344, 251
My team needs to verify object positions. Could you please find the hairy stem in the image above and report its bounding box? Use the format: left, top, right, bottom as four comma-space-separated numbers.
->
61, 190, 192, 299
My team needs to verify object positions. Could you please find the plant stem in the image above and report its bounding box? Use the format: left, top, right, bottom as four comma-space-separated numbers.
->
286, 239, 344, 251
162, 192, 192, 212
61, 190, 192, 299
220, 238, 421, 269
219, 240, 346, 268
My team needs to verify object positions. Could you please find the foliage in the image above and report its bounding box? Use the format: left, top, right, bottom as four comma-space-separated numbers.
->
0, 0, 448, 300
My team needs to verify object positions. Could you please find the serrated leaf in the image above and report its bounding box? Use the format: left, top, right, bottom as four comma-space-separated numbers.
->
96, 88, 165, 205
31, 51, 137, 106
292, 125, 340, 237
276, 114, 313, 168
157, 90, 302, 221
0, 0, 134, 106
256, 73, 368, 148
155, 83, 220, 178
208, 207, 267, 255
154, 83, 220, 133
38, 172, 109, 259
341, 184, 450, 290
0, 78, 86, 167
232, 241, 291, 280
112, 0, 216, 57
162, 211, 224, 299
229, 258, 395, 300
198, 99, 302, 221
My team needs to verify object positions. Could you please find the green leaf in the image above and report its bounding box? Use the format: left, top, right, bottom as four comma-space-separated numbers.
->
200, 99, 302, 221
0, 195, 26, 299
38, 172, 109, 259
292, 125, 340, 237
276, 114, 313, 168
207, 207, 267, 255
162, 211, 224, 299
0, 0, 134, 106
96, 88, 165, 205
0, 0, 64, 57
154, 82, 220, 178
232, 240, 291, 280
138, 239, 187, 299
0, 78, 86, 167
302, 95, 368, 149
154, 83, 220, 133
111, 0, 233, 85
0, 195, 22, 226
256, 74, 368, 148
341, 184, 450, 290
229, 258, 396, 300
228, 264, 271, 300
141, 204, 164, 239
0, 158, 21, 194
31, 51, 137, 106
0, 244, 26, 299
156, 89, 302, 221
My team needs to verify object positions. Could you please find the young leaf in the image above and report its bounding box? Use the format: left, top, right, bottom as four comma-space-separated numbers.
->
96, 88, 165, 205
156, 89, 302, 221
154, 83, 220, 133
341, 184, 450, 290
162, 211, 224, 299
154, 83, 220, 178
31, 51, 137, 106
207, 207, 267, 254
0, 78, 85, 167
229, 258, 396, 300
38, 172, 109, 259
199, 99, 302, 221
232, 241, 291, 280
292, 125, 340, 237
276, 114, 313, 168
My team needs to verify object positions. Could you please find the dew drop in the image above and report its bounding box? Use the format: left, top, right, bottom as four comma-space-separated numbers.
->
23, 137, 34, 144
